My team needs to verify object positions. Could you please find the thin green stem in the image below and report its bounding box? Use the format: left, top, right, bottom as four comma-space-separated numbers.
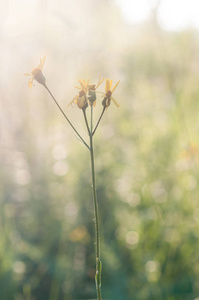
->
83, 109, 91, 135
90, 104, 94, 133
90, 104, 102, 300
92, 107, 106, 136
44, 84, 90, 150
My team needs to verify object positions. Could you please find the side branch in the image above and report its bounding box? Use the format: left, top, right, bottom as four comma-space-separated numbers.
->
83, 109, 91, 136
92, 107, 106, 136
44, 84, 90, 150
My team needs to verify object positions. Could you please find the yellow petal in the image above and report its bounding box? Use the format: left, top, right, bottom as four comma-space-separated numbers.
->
109, 80, 112, 90
111, 96, 120, 107
39, 55, 46, 70
67, 100, 74, 107
105, 79, 110, 92
24, 73, 31, 76
74, 85, 81, 90
29, 78, 33, 88
78, 80, 85, 90
111, 80, 120, 93
95, 76, 105, 90
67, 95, 78, 107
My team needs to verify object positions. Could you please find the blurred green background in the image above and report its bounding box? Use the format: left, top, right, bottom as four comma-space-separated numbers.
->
1, 0, 199, 299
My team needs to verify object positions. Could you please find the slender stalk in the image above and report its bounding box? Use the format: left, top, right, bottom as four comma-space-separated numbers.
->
92, 107, 106, 136
90, 104, 94, 133
90, 104, 102, 300
44, 84, 90, 150
83, 109, 91, 136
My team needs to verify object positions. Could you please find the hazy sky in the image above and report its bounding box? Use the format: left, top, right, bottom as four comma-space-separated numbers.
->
115, 0, 199, 31
2, 0, 199, 36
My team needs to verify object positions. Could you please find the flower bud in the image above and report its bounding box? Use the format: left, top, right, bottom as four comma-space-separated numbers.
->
33, 69, 46, 86
77, 90, 88, 110
102, 97, 110, 108
88, 89, 96, 105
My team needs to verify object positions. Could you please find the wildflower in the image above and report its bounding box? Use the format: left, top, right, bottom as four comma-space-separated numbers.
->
67, 79, 89, 110
68, 90, 88, 110
87, 76, 105, 107
102, 79, 120, 109
75, 78, 89, 93
24, 56, 46, 88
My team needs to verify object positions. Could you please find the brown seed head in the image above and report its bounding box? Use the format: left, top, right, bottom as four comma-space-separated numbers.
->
32, 68, 46, 86
106, 90, 112, 98
79, 90, 86, 97
88, 84, 96, 91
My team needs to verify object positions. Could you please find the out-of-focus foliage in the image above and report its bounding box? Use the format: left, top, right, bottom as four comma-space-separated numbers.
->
1, 1, 199, 299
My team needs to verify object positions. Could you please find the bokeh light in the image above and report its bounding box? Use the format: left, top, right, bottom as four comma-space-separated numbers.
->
1, 0, 199, 299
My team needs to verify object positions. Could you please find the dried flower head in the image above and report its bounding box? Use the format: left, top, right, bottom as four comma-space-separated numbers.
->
24, 56, 46, 88
76, 79, 89, 93
67, 78, 89, 110
88, 76, 105, 107
102, 79, 120, 109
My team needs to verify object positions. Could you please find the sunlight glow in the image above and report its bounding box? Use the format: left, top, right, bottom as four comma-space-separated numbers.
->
115, 0, 199, 31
